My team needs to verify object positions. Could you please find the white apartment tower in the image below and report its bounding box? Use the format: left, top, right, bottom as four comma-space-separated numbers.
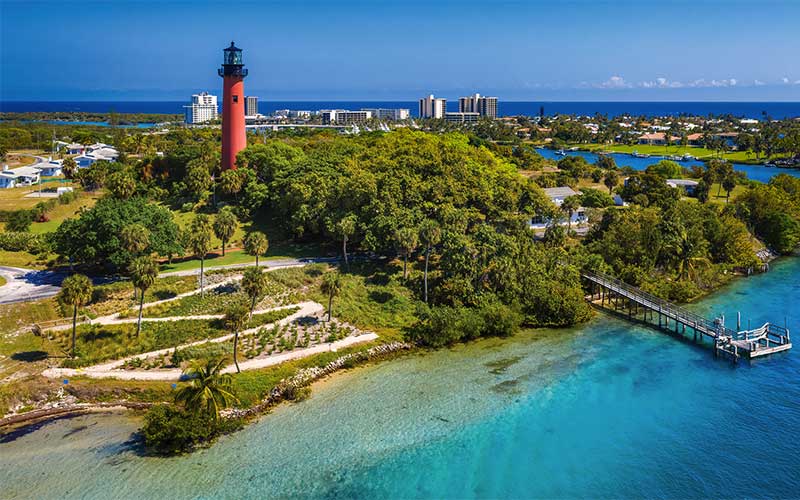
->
419, 94, 447, 119
184, 92, 218, 124
245, 96, 259, 117
458, 93, 498, 118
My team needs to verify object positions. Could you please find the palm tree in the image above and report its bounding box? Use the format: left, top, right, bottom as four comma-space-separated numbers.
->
665, 227, 711, 281
120, 223, 150, 299
419, 220, 441, 304
722, 174, 737, 203
59, 274, 93, 358
189, 215, 213, 297
394, 227, 419, 280
224, 301, 250, 373
213, 207, 238, 256
241, 267, 268, 319
320, 271, 341, 322
129, 255, 159, 337
335, 215, 356, 270
175, 357, 238, 419
61, 157, 77, 180
561, 195, 582, 231
603, 170, 619, 194
243, 231, 269, 267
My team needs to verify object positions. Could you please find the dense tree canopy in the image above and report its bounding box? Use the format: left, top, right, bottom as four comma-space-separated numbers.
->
53, 197, 182, 269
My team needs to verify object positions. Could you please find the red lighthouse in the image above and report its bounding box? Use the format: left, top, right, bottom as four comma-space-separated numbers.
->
218, 42, 248, 170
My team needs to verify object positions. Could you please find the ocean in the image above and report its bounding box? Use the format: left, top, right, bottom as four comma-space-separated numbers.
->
2, 101, 800, 119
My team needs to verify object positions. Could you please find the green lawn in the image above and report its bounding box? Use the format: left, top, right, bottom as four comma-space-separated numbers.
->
0, 275, 6, 287
0, 249, 51, 269
707, 182, 748, 204
571, 143, 780, 163
29, 192, 99, 234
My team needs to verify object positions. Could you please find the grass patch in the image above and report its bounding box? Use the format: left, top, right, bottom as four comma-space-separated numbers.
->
0, 275, 5, 287
0, 249, 51, 269
29, 192, 99, 234
54, 307, 298, 368
0, 297, 61, 335
305, 262, 420, 340
87, 275, 198, 317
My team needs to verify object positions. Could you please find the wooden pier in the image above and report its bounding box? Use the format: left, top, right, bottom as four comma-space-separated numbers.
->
582, 270, 792, 362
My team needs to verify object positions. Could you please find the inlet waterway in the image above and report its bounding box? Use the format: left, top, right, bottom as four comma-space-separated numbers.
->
535, 148, 800, 183
2, 258, 799, 499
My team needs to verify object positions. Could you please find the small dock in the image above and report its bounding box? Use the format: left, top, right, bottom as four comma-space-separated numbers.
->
582, 270, 792, 362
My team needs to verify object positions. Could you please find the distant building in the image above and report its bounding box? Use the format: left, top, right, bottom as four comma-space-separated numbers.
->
184, 92, 218, 124
321, 109, 372, 125
288, 110, 311, 119
458, 93, 498, 118
667, 178, 699, 196
73, 144, 119, 169
445, 112, 480, 123
38, 158, 63, 177
529, 186, 586, 228
361, 108, 410, 120
0, 165, 41, 188
245, 96, 259, 117
419, 94, 446, 119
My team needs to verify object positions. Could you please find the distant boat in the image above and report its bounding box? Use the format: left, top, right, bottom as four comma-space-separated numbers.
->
682, 154, 696, 161
668, 155, 684, 161
632, 150, 650, 158
556, 149, 567, 156
569, 146, 579, 151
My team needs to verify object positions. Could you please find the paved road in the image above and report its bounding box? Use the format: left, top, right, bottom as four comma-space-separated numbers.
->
0, 266, 69, 305
0, 257, 336, 305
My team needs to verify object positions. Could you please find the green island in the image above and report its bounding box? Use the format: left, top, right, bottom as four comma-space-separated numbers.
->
1, 115, 800, 455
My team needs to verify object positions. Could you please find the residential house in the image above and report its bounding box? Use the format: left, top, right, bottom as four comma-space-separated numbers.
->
530, 186, 586, 229
0, 165, 41, 188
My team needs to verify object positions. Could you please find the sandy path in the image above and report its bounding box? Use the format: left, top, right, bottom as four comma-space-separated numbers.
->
42, 301, 325, 380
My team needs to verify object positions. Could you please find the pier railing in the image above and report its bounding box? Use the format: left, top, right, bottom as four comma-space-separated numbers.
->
582, 270, 736, 338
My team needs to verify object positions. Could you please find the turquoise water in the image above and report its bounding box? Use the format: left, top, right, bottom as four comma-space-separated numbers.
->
2, 259, 799, 499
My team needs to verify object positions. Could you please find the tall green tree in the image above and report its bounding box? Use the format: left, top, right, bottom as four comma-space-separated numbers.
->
561, 195, 581, 231
59, 274, 93, 358
419, 220, 441, 304
243, 231, 269, 267
213, 207, 238, 256
334, 215, 356, 270
320, 271, 341, 322
224, 301, 250, 373
129, 255, 159, 337
175, 357, 238, 419
722, 174, 737, 203
394, 227, 419, 280
241, 267, 268, 319
188, 215, 213, 297
603, 169, 619, 194
61, 157, 77, 179
185, 159, 212, 202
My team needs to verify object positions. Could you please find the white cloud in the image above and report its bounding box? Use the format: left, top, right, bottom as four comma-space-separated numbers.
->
782, 77, 790, 84
599, 75, 630, 88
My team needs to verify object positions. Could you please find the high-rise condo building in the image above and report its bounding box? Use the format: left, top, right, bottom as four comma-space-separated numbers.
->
245, 96, 259, 117
458, 93, 498, 118
183, 92, 218, 124
419, 94, 447, 119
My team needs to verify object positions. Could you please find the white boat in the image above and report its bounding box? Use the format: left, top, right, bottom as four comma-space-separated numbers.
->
556, 149, 567, 156
631, 150, 650, 158
682, 154, 696, 161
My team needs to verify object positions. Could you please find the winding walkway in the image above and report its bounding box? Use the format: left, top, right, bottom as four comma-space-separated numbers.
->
41, 301, 358, 381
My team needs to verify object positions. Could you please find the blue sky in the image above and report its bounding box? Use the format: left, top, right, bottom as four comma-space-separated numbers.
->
1, 0, 799, 101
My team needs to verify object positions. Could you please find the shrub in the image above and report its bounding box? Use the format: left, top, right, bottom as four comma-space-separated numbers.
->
6, 210, 33, 232
141, 404, 242, 455
0, 231, 45, 252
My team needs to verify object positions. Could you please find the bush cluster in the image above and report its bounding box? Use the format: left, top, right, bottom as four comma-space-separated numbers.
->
406, 300, 521, 348
0, 231, 47, 253
141, 404, 242, 455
